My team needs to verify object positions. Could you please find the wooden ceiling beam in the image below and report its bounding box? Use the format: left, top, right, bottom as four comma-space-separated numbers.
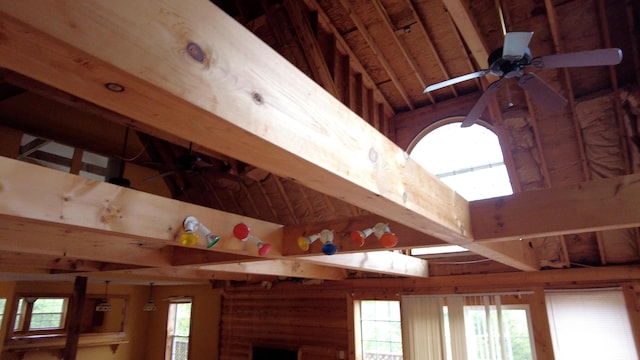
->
0, 220, 174, 268
302, 251, 429, 278
282, 214, 446, 255
199, 259, 346, 280
0, 252, 116, 273
0, 1, 472, 244
0, 158, 431, 277
0, 157, 285, 257
470, 173, 640, 241
281, 214, 538, 271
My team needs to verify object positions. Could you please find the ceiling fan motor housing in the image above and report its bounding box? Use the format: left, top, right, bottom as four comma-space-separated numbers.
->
488, 47, 532, 78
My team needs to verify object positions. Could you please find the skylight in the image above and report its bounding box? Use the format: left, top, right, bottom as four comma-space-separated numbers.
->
409, 121, 513, 201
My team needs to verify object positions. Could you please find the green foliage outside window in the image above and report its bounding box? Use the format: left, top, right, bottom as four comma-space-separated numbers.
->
30, 298, 66, 330
360, 301, 403, 358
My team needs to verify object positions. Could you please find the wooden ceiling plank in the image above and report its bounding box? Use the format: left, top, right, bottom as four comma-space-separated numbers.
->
543, 0, 590, 181
371, 0, 435, 104
283, 0, 338, 97
625, 2, 640, 83
0, 1, 472, 243
470, 173, 640, 241
441, 0, 490, 69
336, 0, 415, 110
272, 176, 300, 225
597, 0, 631, 174
259, 0, 309, 74
403, 0, 458, 97
303, 251, 429, 277
487, 101, 522, 194
304, 0, 395, 115
199, 259, 346, 280
597, 0, 639, 263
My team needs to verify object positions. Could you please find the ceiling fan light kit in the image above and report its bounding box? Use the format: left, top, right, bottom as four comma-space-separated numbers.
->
424, 32, 623, 128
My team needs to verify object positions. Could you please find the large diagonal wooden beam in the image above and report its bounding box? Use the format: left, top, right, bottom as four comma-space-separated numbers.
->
0, 1, 471, 244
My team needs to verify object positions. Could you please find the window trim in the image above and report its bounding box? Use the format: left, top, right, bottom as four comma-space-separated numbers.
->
405, 116, 496, 154
353, 299, 403, 360
166, 297, 193, 360
9, 294, 70, 338
407, 117, 512, 201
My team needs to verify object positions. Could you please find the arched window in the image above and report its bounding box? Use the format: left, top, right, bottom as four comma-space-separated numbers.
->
409, 119, 512, 201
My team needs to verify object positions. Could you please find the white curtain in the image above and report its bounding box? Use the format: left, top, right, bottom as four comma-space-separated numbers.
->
401, 293, 535, 360
401, 296, 446, 360
447, 296, 468, 360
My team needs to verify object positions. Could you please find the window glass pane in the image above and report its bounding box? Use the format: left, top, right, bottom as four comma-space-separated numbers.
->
14, 298, 25, 331
30, 298, 66, 330
0, 298, 6, 328
463, 306, 533, 360
410, 122, 512, 201
359, 300, 403, 360
168, 301, 192, 360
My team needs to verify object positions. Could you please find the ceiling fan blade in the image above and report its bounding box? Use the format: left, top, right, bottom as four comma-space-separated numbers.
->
517, 73, 567, 112
502, 32, 534, 59
424, 70, 490, 93
143, 170, 176, 183
461, 79, 504, 128
534, 48, 622, 69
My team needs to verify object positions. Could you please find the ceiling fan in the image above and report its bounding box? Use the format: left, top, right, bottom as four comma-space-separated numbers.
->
144, 142, 216, 182
423, 32, 623, 127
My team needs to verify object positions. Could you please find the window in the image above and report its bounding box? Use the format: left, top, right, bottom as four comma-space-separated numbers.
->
19, 134, 109, 181
545, 288, 637, 360
355, 300, 403, 360
409, 121, 512, 201
0, 298, 6, 328
460, 305, 534, 360
12, 297, 68, 333
401, 294, 535, 360
166, 299, 192, 360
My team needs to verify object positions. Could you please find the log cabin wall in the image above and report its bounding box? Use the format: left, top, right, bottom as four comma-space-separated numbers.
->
219, 267, 640, 360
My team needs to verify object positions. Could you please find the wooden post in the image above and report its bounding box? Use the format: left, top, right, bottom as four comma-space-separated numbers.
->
63, 276, 88, 360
